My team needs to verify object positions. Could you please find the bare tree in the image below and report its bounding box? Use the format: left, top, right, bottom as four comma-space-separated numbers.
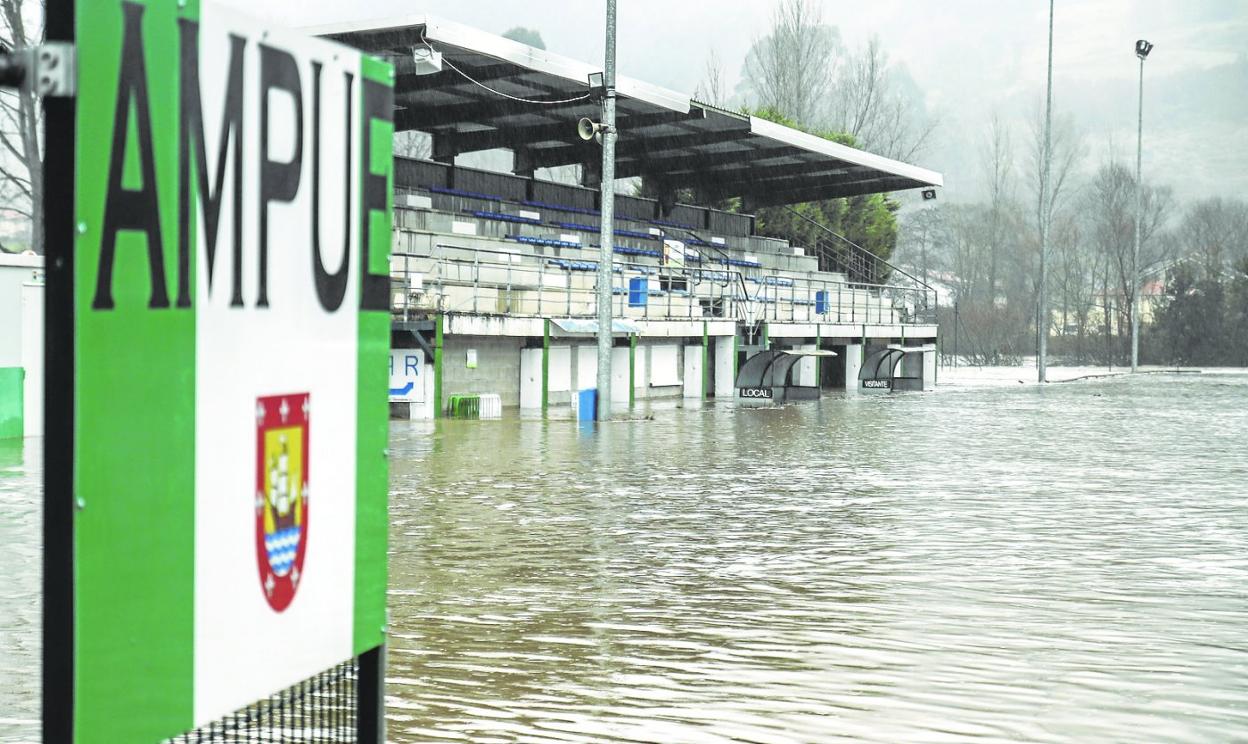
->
693, 47, 727, 108
1026, 106, 1084, 245
393, 130, 431, 160
0, 0, 42, 252
826, 36, 936, 160
741, 0, 837, 124
1178, 197, 1248, 277
980, 114, 1016, 305
1087, 160, 1174, 346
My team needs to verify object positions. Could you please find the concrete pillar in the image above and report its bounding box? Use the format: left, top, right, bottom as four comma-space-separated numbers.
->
844, 343, 862, 393
714, 336, 735, 397
421, 363, 436, 419
923, 350, 937, 391
433, 315, 444, 417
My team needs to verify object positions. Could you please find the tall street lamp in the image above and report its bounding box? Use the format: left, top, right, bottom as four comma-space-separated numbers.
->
1131, 38, 1153, 372
1038, 0, 1054, 383
595, 0, 618, 420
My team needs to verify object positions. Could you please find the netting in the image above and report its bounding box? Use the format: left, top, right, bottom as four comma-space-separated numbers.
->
166, 658, 358, 743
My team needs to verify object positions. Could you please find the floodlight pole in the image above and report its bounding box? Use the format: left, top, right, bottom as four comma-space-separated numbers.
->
1131, 43, 1149, 373
595, 0, 617, 421
1038, 0, 1054, 383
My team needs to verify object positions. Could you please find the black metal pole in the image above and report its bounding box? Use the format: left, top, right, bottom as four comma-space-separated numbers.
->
43, 0, 76, 740
356, 644, 386, 743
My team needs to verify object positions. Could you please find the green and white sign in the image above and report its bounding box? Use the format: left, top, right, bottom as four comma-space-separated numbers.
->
68, 0, 392, 739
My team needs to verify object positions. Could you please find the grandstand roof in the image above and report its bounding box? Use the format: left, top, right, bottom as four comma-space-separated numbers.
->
313, 15, 943, 207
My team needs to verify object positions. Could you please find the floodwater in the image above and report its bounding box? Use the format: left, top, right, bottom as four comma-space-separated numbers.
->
5, 372, 1248, 742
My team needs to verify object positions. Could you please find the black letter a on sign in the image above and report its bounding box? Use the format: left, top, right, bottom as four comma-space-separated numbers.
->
93, 2, 169, 310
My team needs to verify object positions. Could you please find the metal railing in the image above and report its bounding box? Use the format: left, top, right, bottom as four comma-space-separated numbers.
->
782, 207, 938, 323
390, 242, 933, 326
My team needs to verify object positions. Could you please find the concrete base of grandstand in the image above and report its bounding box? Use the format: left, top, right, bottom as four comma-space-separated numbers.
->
392, 314, 938, 419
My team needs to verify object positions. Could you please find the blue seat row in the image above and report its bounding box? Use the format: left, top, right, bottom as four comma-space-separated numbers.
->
720, 257, 762, 268
615, 228, 661, 241
553, 220, 599, 232
470, 209, 541, 225
612, 245, 662, 258
509, 235, 581, 250
546, 258, 624, 273
547, 258, 597, 272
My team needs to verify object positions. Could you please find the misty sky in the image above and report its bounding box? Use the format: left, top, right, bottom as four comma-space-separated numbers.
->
225, 0, 1248, 206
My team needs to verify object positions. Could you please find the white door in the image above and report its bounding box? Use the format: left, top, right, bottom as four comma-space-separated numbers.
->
519, 348, 542, 409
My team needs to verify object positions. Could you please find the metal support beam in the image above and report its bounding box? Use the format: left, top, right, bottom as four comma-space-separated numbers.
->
426, 109, 701, 157
742, 176, 925, 208
528, 126, 746, 170
395, 96, 594, 132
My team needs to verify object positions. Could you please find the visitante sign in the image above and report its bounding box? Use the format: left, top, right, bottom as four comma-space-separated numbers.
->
51, 1, 394, 740
862, 379, 893, 390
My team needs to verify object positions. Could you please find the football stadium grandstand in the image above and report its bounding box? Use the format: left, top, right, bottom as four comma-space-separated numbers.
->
319, 16, 944, 416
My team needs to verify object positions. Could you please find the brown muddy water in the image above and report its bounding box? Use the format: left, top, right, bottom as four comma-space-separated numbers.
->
4, 372, 1248, 742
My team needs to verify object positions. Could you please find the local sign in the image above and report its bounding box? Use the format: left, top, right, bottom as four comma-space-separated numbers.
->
738, 386, 774, 399
53, 1, 393, 740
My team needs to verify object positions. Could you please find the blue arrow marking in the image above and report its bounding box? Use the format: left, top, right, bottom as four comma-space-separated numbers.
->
389, 382, 415, 396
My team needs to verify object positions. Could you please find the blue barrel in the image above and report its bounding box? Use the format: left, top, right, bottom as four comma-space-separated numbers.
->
577, 388, 597, 421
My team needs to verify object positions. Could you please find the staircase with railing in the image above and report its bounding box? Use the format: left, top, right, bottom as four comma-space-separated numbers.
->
783, 207, 938, 324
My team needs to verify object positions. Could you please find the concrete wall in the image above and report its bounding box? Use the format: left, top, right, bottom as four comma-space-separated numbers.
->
441, 335, 524, 408
636, 340, 686, 400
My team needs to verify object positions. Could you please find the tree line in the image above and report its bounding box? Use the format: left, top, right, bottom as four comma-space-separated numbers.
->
894, 105, 1248, 367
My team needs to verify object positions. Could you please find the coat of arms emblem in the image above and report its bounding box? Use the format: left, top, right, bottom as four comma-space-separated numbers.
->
255, 393, 310, 612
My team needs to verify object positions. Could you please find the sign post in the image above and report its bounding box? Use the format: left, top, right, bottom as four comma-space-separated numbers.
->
43, 1, 393, 740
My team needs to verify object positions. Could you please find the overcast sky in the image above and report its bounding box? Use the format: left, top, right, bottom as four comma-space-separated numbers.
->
228, 0, 1248, 206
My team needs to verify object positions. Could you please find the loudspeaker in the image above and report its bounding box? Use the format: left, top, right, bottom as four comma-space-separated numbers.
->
577, 117, 603, 144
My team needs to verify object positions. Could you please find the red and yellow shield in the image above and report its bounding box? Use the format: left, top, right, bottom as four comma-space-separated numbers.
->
254, 393, 310, 612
